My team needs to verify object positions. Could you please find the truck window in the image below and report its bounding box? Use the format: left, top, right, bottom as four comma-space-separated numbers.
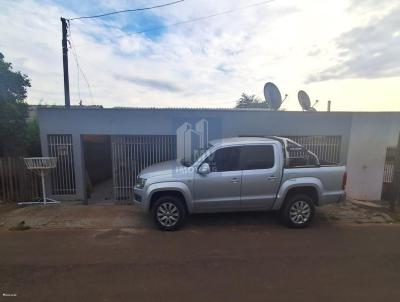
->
205, 146, 241, 172
240, 145, 275, 170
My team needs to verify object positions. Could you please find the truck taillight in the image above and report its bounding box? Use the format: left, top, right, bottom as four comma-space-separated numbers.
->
342, 172, 347, 190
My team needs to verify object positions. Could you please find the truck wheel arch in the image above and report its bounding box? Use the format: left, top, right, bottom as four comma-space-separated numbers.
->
149, 190, 189, 214
273, 180, 322, 210
284, 186, 319, 206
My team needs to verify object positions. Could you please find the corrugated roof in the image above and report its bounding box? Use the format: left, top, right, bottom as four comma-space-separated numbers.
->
38, 105, 276, 112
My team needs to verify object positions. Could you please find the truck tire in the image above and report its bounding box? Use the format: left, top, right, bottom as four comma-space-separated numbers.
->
152, 195, 187, 231
281, 194, 315, 228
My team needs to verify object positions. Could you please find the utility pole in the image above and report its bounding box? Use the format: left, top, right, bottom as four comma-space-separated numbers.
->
61, 17, 70, 108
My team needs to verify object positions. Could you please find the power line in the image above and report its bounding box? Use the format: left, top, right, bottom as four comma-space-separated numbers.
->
67, 0, 184, 21
74, 0, 275, 47
129, 0, 275, 35
68, 23, 94, 105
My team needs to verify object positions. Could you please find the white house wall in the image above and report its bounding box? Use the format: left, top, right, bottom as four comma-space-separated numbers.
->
346, 113, 400, 200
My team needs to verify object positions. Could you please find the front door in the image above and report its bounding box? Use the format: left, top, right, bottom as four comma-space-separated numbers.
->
193, 146, 242, 211
240, 144, 280, 209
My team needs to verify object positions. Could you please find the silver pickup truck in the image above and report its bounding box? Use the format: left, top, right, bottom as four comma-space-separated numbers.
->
133, 136, 346, 231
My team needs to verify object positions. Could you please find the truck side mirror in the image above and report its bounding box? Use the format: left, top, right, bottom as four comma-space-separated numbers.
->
198, 163, 211, 175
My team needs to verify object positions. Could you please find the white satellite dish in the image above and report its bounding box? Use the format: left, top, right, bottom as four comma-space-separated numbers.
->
298, 90, 311, 111
264, 82, 282, 110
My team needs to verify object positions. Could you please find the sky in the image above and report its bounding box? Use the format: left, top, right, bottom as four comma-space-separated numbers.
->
0, 0, 399, 111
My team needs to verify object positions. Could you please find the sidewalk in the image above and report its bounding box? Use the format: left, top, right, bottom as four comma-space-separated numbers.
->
0, 203, 151, 230
0, 199, 398, 230
320, 199, 397, 224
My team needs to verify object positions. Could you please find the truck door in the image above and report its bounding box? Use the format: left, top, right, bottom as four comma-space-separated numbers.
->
193, 146, 242, 211
240, 144, 280, 209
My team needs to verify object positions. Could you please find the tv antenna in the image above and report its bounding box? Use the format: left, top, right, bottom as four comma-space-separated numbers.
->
298, 90, 311, 111
264, 82, 282, 110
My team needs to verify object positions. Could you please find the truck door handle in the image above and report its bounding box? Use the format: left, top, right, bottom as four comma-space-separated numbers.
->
231, 178, 239, 183
267, 176, 277, 180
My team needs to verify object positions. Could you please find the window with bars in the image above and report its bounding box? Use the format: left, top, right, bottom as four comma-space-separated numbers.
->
286, 136, 342, 164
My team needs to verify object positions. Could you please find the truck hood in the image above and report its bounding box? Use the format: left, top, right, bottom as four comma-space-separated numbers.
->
139, 160, 184, 178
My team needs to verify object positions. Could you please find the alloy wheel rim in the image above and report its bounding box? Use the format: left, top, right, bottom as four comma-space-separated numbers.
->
289, 200, 311, 224
157, 202, 180, 227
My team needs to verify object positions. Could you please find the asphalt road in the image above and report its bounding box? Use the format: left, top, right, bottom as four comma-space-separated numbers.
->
1, 212, 400, 302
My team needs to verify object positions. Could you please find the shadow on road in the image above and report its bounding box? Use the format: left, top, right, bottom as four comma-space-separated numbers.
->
185, 210, 328, 230
189, 211, 279, 227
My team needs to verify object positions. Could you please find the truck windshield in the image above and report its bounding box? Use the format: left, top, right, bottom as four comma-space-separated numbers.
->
180, 142, 214, 167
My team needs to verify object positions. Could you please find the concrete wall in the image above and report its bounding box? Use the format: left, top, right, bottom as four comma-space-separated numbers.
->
346, 113, 400, 200
38, 108, 400, 201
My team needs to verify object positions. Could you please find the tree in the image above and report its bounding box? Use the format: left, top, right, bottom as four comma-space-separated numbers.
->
25, 118, 41, 157
235, 93, 270, 109
0, 52, 31, 156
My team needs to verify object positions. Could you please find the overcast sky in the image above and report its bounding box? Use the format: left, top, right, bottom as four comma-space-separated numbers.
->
0, 0, 399, 111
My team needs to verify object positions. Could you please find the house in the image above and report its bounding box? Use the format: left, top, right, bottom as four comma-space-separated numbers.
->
37, 107, 400, 203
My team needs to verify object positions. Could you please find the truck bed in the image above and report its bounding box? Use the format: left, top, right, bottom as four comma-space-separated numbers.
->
282, 165, 346, 205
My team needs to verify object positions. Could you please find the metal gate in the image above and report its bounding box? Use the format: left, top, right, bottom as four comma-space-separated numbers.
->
48, 135, 76, 195
382, 146, 396, 200
287, 136, 342, 163
111, 135, 176, 200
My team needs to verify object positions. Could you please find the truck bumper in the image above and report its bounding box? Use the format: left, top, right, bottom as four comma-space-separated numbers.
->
133, 188, 148, 211
319, 191, 346, 206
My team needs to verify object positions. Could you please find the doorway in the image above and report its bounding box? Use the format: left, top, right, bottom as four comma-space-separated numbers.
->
82, 135, 112, 203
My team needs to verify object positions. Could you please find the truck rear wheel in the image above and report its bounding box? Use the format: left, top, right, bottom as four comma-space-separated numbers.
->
152, 195, 187, 231
281, 194, 315, 228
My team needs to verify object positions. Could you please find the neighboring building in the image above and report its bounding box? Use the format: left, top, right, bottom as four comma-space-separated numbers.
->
37, 107, 400, 203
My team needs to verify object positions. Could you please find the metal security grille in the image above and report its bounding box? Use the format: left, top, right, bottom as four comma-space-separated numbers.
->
383, 146, 396, 183
111, 135, 176, 200
48, 135, 76, 195
287, 136, 342, 164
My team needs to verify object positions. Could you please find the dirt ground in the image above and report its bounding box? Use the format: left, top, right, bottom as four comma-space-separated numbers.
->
1, 218, 400, 302
1, 200, 399, 301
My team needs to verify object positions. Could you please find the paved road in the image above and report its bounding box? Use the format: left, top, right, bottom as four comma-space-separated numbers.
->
1, 212, 400, 302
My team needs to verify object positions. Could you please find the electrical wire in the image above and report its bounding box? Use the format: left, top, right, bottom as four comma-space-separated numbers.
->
68, 22, 94, 105
67, 0, 184, 21
73, 0, 275, 48
64, 0, 276, 107
121, 0, 275, 37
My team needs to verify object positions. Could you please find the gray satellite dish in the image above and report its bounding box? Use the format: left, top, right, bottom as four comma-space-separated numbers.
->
264, 82, 282, 110
298, 90, 311, 111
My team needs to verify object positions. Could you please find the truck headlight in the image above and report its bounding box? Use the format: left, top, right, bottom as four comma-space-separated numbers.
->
135, 177, 146, 189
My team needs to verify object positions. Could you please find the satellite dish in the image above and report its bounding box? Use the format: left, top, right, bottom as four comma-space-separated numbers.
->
298, 90, 311, 111
264, 82, 282, 110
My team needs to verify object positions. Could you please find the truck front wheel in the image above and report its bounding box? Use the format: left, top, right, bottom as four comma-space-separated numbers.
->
152, 195, 187, 231
281, 194, 315, 228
